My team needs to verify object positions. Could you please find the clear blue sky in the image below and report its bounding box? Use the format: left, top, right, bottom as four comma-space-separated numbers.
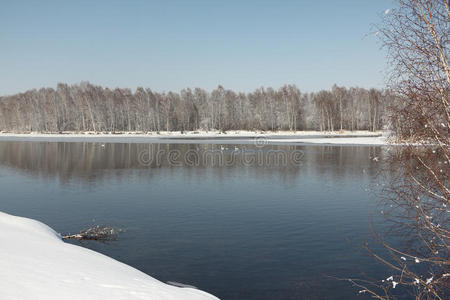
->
1, 0, 394, 96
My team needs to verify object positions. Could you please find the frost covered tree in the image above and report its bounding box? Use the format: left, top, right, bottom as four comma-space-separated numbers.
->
0, 83, 390, 133
348, 1, 449, 298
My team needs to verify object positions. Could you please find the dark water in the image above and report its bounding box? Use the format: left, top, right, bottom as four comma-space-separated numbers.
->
0, 141, 389, 299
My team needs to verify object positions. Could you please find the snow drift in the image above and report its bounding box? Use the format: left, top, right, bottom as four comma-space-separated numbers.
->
0, 211, 218, 300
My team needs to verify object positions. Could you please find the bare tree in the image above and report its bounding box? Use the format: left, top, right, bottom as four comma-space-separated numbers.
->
0, 82, 391, 133
348, 1, 449, 298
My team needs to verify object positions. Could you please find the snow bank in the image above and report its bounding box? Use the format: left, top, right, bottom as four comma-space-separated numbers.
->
269, 136, 388, 146
0, 130, 389, 146
0, 211, 218, 300
0, 130, 383, 138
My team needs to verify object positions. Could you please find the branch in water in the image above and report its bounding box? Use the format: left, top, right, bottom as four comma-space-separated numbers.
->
62, 226, 120, 241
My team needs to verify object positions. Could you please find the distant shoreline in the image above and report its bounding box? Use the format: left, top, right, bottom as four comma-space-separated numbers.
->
0, 130, 390, 146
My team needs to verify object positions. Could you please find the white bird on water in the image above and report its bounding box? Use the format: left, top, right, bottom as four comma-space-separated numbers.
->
234, 146, 239, 151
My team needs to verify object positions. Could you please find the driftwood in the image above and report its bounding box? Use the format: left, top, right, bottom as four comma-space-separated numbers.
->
62, 225, 119, 242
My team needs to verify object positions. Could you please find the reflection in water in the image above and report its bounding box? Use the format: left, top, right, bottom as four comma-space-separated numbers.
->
0, 141, 390, 300
0, 141, 384, 185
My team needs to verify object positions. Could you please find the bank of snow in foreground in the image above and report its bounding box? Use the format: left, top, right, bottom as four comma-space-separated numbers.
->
0, 211, 218, 300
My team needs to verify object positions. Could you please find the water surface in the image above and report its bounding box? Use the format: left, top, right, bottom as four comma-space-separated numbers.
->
0, 141, 388, 299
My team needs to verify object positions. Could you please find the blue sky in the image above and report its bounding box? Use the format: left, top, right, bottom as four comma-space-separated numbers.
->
0, 0, 393, 95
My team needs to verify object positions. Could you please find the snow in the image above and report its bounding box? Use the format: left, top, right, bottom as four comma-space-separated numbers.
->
0, 130, 389, 146
278, 136, 387, 146
0, 211, 218, 300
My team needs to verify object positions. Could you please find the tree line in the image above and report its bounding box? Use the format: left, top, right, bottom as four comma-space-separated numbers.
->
0, 82, 390, 133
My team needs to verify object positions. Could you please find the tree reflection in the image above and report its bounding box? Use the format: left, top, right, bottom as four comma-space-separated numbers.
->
0, 142, 383, 186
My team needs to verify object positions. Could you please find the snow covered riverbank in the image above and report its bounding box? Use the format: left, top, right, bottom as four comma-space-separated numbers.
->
0, 130, 389, 146
0, 211, 218, 300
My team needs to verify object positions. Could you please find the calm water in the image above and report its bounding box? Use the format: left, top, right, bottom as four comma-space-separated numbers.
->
0, 141, 389, 299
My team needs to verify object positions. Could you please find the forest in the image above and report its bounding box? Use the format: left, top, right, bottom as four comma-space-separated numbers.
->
0, 82, 390, 133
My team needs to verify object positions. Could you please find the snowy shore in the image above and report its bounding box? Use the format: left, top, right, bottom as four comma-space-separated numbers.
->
0, 211, 218, 300
0, 130, 389, 146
